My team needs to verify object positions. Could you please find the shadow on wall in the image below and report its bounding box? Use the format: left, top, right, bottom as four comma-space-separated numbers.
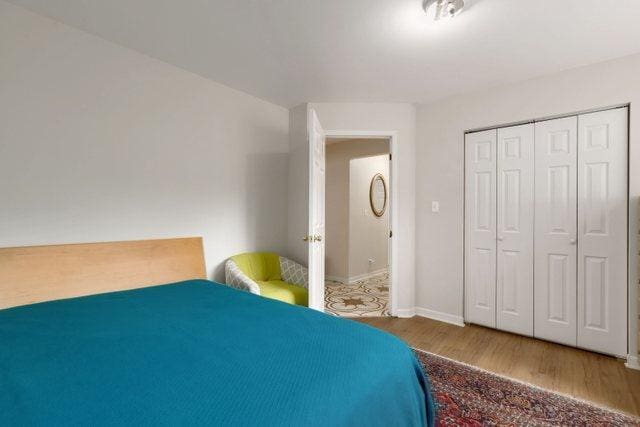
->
245, 151, 289, 252
210, 150, 288, 282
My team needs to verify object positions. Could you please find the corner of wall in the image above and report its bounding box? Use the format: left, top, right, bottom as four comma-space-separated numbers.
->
285, 104, 310, 266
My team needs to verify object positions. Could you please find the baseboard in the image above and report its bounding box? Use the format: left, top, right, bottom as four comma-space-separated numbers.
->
415, 307, 465, 327
327, 270, 388, 284
625, 354, 640, 370
347, 268, 388, 284
395, 307, 416, 318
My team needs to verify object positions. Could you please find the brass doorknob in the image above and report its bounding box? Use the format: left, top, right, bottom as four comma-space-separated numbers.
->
302, 236, 310, 242
314, 235, 323, 242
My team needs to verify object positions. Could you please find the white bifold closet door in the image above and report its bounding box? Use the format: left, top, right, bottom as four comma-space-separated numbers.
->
534, 116, 579, 347
576, 108, 628, 357
496, 124, 534, 336
465, 125, 534, 333
465, 129, 497, 328
467, 107, 627, 356
534, 108, 628, 356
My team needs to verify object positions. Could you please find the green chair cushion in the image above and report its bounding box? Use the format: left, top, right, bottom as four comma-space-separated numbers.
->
231, 252, 281, 282
230, 252, 307, 307
257, 280, 308, 306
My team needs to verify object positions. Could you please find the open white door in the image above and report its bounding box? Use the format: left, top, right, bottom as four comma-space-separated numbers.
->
307, 109, 326, 311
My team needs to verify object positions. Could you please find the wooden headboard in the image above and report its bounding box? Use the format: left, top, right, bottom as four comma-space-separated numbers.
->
0, 237, 206, 310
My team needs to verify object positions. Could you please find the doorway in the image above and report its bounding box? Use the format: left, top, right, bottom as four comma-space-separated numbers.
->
323, 137, 392, 317
301, 109, 399, 316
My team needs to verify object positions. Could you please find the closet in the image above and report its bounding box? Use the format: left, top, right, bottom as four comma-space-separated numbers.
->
464, 107, 628, 357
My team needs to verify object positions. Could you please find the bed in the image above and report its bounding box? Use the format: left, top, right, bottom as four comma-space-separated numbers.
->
0, 238, 436, 426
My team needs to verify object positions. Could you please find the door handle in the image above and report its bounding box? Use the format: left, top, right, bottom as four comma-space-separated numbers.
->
497, 235, 504, 241
313, 235, 323, 242
569, 238, 577, 245
302, 236, 310, 242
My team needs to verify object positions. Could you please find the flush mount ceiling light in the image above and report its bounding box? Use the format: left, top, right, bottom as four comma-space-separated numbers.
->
422, 0, 465, 21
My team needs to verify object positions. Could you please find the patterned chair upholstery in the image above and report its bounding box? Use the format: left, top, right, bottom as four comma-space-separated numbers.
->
225, 252, 308, 306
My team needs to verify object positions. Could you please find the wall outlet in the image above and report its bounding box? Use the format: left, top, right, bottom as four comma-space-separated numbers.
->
431, 201, 440, 213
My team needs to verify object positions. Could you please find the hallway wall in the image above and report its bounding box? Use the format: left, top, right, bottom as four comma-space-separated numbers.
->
325, 139, 389, 281
349, 154, 389, 280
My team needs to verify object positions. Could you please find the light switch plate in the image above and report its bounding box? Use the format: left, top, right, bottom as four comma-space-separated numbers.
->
431, 201, 440, 213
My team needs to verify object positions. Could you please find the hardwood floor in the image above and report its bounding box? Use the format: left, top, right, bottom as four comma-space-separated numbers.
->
357, 316, 640, 417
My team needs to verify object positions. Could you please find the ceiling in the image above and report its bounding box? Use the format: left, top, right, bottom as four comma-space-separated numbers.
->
9, 0, 640, 108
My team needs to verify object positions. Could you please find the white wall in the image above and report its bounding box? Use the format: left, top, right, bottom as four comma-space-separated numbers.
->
285, 104, 309, 266
310, 103, 416, 313
416, 53, 640, 361
349, 154, 389, 279
325, 139, 389, 280
0, 1, 290, 281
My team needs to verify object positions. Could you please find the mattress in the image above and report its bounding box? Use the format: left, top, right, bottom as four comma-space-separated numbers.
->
0, 280, 435, 426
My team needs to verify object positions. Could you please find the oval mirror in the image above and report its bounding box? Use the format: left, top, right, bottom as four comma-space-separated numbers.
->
369, 173, 387, 217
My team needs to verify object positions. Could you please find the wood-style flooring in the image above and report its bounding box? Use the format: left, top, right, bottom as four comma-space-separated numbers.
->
357, 316, 640, 417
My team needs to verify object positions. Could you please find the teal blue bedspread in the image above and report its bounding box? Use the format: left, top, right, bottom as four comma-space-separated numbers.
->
0, 280, 435, 426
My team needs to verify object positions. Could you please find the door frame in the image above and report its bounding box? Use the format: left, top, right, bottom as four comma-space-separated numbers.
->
323, 129, 399, 317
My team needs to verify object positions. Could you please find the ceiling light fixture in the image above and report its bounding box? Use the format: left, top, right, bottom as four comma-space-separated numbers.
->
422, 0, 465, 21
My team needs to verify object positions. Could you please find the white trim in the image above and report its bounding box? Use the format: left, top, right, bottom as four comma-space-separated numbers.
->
465, 103, 630, 134
307, 108, 326, 311
324, 129, 400, 317
627, 152, 638, 373
346, 268, 388, 284
415, 307, 466, 327
625, 354, 640, 370
396, 307, 416, 318
325, 130, 394, 139
327, 269, 388, 284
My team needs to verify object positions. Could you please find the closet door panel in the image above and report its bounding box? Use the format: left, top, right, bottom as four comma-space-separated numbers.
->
577, 108, 628, 357
496, 124, 534, 336
534, 117, 578, 346
465, 130, 497, 328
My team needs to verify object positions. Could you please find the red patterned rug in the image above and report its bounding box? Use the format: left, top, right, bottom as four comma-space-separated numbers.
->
414, 349, 640, 426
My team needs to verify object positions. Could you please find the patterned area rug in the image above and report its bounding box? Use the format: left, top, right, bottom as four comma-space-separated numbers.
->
415, 349, 640, 426
324, 273, 389, 317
